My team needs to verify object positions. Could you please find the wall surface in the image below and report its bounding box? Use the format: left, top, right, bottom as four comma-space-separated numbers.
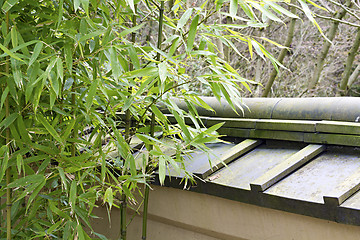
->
91, 185, 360, 240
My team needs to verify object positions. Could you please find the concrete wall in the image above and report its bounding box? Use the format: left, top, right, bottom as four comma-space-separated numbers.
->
92, 186, 360, 240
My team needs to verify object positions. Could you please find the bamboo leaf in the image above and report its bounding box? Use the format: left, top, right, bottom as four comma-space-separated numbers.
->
56, 57, 64, 82
119, 23, 145, 38
104, 188, 113, 210
74, 0, 81, 12
265, 0, 299, 19
122, 67, 157, 78
187, 15, 199, 52
0, 86, 9, 112
230, 0, 238, 17
16, 154, 23, 175
250, 2, 283, 23
0, 112, 18, 129
158, 61, 167, 84
85, 78, 98, 112
28, 42, 43, 67
260, 37, 288, 48
79, 29, 105, 42
128, 46, 140, 70
176, 8, 193, 31
158, 155, 166, 185
2, 0, 19, 12
64, 44, 73, 72
125, 0, 135, 13
37, 114, 64, 146
7, 174, 44, 188
70, 181, 77, 213
109, 47, 121, 80
0, 42, 23, 61
0, 146, 9, 182
80, 0, 89, 15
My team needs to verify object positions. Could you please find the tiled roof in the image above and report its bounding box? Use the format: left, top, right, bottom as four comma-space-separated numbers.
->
157, 97, 360, 226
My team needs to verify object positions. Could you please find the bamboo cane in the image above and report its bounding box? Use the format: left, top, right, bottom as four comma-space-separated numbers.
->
5, 11, 12, 240
142, 2, 165, 239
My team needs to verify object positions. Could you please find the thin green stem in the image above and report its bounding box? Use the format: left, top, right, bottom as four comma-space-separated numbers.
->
142, 2, 165, 240
141, 186, 150, 240
120, 193, 127, 240
5, 11, 11, 240
121, 5, 137, 240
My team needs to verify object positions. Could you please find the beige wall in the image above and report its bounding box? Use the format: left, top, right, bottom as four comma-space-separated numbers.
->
92, 186, 360, 240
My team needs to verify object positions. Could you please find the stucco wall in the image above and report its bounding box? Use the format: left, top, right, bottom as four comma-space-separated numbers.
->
91, 185, 360, 240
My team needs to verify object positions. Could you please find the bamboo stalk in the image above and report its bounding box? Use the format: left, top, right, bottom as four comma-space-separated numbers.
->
142, 2, 165, 240
308, 0, 352, 90
262, 5, 297, 97
5, 11, 11, 240
120, 193, 127, 240
338, 27, 360, 95
120, 6, 137, 240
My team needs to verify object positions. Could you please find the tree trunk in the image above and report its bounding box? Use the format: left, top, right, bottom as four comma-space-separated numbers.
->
338, 27, 360, 95
347, 64, 360, 87
262, 6, 297, 97
308, 0, 352, 90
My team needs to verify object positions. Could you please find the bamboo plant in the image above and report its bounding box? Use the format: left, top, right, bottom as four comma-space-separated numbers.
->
0, 0, 317, 239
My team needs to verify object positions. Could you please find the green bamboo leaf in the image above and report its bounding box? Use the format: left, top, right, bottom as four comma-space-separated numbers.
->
57, 0, 64, 28
37, 114, 64, 146
187, 15, 199, 52
64, 44, 73, 72
251, 39, 265, 60
58, 167, 68, 192
158, 61, 167, 84
70, 181, 77, 213
128, 46, 140, 70
104, 188, 113, 210
16, 154, 23, 175
0, 42, 23, 61
176, 8, 193, 31
158, 155, 166, 185
0, 112, 18, 130
49, 200, 71, 220
265, 0, 299, 19
56, 57, 64, 82
172, 111, 191, 142
10, 58, 22, 87
28, 42, 43, 67
78, 29, 105, 42
10, 27, 18, 47
230, 0, 238, 17
85, 78, 98, 112
7, 174, 44, 188
0, 146, 9, 182
119, 22, 145, 38
125, 0, 135, 13
47, 220, 63, 235
151, 105, 168, 130
238, 0, 255, 20
80, 0, 89, 15
109, 47, 121, 80
250, 2, 282, 22
74, 0, 80, 12
2, 0, 19, 12
122, 67, 157, 78
0, 86, 9, 112
0, 40, 38, 58
26, 179, 46, 212
62, 117, 76, 141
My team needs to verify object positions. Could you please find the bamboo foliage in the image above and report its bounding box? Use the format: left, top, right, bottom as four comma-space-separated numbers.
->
0, 0, 311, 238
